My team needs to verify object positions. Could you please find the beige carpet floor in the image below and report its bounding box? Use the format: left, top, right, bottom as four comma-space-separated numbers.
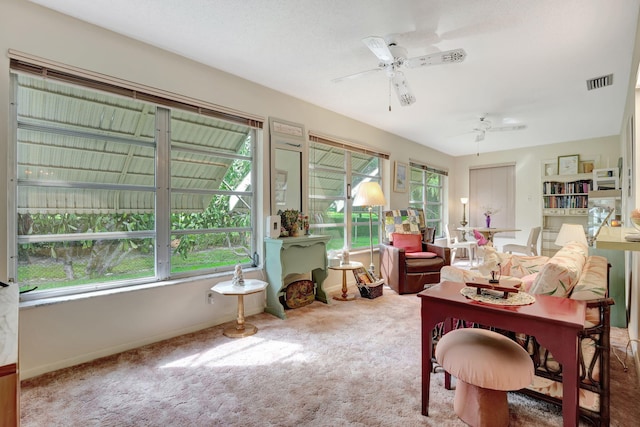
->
20, 287, 639, 426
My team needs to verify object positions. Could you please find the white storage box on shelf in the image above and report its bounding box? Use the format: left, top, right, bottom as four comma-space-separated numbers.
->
592, 168, 619, 190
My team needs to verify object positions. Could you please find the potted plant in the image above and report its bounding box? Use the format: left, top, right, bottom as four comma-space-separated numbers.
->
278, 209, 300, 237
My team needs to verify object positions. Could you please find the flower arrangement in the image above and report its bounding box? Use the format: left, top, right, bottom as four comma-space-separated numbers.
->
278, 209, 301, 236
482, 206, 499, 228
482, 206, 500, 217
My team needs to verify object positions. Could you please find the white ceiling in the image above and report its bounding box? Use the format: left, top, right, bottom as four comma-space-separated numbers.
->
30, 0, 640, 156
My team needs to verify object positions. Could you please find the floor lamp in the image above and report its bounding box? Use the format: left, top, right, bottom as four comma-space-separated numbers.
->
460, 197, 468, 241
353, 181, 386, 278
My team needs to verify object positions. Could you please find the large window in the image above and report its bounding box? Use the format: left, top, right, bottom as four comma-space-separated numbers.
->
12, 71, 259, 298
409, 162, 447, 237
308, 135, 387, 252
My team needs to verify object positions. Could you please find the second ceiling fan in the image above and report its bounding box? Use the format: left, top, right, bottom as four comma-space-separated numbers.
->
472, 114, 527, 142
333, 36, 467, 107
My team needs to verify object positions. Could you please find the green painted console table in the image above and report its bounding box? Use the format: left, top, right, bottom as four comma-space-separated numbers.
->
264, 235, 330, 319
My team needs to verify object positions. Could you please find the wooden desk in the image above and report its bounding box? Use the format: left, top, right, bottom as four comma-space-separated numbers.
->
418, 281, 586, 427
458, 227, 520, 242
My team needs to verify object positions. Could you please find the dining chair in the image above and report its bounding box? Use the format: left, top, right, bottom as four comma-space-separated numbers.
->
502, 226, 541, 256
444, 224, 478, 266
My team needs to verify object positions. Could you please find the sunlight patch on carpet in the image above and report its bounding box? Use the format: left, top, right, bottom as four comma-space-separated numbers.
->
159, 336, 308, 368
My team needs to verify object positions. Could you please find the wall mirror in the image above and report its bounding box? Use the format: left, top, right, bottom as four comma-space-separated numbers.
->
269, 118, 307, 214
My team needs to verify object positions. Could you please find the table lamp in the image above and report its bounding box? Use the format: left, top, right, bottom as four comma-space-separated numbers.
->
554, 223, 588, 247
353, 181, 386, 278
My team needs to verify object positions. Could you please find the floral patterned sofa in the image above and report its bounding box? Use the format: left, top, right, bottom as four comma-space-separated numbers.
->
438, 242, 614, 426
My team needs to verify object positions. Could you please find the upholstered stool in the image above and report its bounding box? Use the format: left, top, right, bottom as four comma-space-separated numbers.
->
435, 328, 534, 427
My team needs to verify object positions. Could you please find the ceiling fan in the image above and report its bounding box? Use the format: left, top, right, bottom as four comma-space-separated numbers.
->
332, 36, 466, 107
472, 114, 527, 142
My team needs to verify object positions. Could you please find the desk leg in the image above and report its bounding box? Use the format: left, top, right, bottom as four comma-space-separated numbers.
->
422, 312, 436, 416
538, 330, 580, 426
223, 295, 258, 338
557, 335, 580, 427
443, 318, 453, 390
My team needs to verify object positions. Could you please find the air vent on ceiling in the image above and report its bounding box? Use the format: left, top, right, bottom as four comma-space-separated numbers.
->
586, 74, 613, 91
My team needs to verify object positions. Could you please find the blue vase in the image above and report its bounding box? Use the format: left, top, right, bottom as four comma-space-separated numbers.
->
486, 215, 491, 228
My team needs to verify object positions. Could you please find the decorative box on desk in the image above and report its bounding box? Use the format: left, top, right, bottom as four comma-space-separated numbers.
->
264, 235, 330, 319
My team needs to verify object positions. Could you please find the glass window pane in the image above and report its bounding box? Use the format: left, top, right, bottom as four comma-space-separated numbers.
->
18, 239, 155, 290
171, 193, 252, 230
410, 165, 447, 238
310, 140, 382, 252
351, 208, 382, 250
15, 75, 158, 294
17, 189, 156, 225
170, 232, 252, 274
309, 198, 345, 250
169, 111, 254, 274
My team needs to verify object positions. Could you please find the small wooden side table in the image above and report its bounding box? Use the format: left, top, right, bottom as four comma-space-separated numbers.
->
211, 279, 268, 338
329, 261, 363, 301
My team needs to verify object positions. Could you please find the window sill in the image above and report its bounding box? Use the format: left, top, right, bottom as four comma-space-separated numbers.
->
19, 267, 262, 310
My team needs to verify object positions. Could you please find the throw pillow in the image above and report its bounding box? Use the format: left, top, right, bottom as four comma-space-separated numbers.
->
392, 233, 422, 253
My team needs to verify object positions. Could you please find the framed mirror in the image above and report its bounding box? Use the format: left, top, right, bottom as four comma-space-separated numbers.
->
269, 118, 307, 214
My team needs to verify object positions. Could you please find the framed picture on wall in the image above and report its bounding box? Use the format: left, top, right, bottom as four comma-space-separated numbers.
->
393, 161, 408, 192
558, 154, 579, 175
580, 161, 594, 174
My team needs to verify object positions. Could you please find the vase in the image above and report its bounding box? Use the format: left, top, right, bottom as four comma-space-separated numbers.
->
290, 224, 300, 237
486, 215, 491, 228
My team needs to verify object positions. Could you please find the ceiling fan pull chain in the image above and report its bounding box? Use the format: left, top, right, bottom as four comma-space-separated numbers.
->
388, 79, 392, 112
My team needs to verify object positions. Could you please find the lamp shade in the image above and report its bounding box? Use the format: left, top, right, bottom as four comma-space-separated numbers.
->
554, 223, 588, 247
460, 197, 469, 204
353, 182, 386, 207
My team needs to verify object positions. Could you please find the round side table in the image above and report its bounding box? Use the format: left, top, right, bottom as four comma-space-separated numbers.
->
211, 279, 268, 338
328, 261, 363, 301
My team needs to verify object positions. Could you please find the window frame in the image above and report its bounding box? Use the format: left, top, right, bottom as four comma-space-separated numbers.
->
308, 134, 388, 252
409, 162, 447, 238
10, 64, 262, 300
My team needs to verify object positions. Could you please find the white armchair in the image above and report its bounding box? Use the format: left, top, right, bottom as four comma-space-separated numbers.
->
444, 224, 478, 266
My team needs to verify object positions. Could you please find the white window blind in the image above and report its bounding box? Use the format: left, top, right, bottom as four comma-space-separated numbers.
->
469, 164, 516, 236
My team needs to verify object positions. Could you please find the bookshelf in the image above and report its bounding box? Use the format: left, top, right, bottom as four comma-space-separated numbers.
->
541, 159, 593, 256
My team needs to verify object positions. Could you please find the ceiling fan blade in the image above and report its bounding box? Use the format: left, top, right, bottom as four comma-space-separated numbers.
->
487, 124, 527, 132
404, 48, 467, 68
391, 72, 416, 106
331, 68, 382, 83
362, 36, 394, 62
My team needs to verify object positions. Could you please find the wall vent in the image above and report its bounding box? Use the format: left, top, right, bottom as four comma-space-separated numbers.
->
586, 74, 613, 90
